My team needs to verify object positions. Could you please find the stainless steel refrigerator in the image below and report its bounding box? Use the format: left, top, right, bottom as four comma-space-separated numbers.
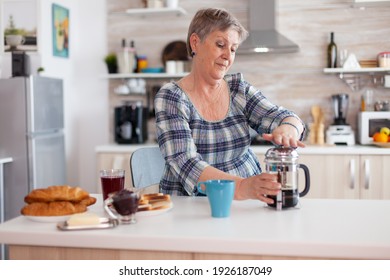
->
0, 76, 66, 224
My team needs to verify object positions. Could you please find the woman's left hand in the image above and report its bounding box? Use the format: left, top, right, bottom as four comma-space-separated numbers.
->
262, 125, 305, 148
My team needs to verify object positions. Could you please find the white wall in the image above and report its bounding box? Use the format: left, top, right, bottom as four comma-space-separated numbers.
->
42, 0, 109, 192
1, 0, 109, 192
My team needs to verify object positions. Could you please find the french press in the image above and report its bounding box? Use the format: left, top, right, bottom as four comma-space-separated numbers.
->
264, 147, 310, 210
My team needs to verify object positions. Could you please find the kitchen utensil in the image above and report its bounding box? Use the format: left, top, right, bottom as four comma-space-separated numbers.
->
361, 89, 374, 112
309, 105, 324, 145
311, 105, 320, 125
197, 180, 235, 218
264, 147, 310, 210
375, 100, 389, 111
161, 40, 188, 66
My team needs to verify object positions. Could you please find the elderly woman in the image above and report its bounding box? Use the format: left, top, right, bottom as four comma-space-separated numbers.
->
155, 8, 305, 203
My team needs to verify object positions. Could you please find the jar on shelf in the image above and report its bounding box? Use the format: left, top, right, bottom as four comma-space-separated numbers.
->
137, 55, 148, 73
147, 0, 163, 8
378, 52, 390, 67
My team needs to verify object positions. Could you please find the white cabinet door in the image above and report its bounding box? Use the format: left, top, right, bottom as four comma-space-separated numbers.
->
298, 154, 360, 199
359, 155, 390, 199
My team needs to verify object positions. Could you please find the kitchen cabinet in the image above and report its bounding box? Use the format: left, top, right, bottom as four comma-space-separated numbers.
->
255, 152, 390, 200
297, 154, 390, 200
359, 155, 390, 199
297, 154, 360, 199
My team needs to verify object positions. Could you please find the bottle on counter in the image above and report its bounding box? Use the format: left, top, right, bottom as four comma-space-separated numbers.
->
327, 32, 337, 68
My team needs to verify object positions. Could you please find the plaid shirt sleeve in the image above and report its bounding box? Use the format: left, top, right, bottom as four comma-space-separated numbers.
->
230, 73, 306, 140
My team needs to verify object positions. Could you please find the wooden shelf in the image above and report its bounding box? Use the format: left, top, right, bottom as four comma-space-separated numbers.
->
103, 73, 188, 79
110, 7, 187, 17
323, 67, 390, 74
323, 67, 390, 91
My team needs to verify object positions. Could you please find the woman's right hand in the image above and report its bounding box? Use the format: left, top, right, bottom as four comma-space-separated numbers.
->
235, 173, 281, 204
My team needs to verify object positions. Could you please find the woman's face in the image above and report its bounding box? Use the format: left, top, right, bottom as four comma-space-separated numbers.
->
193, 28, 240, 81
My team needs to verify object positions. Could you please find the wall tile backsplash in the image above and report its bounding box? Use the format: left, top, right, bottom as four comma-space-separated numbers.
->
107, 0, 390, 142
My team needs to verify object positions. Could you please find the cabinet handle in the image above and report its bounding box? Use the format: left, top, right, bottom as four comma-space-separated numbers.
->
349, 158, 355, 190
364, 159, 370, 190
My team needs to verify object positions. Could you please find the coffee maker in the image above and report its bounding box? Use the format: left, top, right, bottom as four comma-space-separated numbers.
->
264, 147, 310, 210
114, 102, 148, 144
326, 94, 355, 145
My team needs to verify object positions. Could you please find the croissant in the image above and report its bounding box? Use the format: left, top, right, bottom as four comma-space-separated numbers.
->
21, 201, 87, 216
24, 185, 90, 203
79, 196, 97, 206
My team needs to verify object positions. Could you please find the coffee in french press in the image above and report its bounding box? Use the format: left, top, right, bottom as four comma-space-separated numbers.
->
264, 147, 310, 210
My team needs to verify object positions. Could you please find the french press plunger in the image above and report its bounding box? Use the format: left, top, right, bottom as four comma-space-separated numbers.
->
264, 147, 310, 210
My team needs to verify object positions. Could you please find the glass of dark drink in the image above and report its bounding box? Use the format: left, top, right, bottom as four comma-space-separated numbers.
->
104, 189, 139, 224
100, 169, 125, 201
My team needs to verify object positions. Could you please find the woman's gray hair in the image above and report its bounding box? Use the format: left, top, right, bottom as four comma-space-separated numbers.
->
186, 8, 248, 57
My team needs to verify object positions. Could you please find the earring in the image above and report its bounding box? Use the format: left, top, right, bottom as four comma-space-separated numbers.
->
191, 51, 196, 56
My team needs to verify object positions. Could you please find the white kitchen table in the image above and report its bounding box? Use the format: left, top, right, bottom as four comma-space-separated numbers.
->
0, 196, 389, 260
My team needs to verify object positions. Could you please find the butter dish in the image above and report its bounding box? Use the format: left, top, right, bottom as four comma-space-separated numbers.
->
57, 213, 119, 231
57, 217, 118, 231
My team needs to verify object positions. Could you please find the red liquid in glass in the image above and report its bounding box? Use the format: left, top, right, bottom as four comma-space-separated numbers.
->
101, 176, 124, 200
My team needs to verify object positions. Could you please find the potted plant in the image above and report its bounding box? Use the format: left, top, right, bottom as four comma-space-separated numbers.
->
104, 53, 118, 74
4, 15, 26, 49
37, 67, 45, 75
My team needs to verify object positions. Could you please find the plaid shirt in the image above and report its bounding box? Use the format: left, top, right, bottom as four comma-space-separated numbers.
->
155, 73, 301, 196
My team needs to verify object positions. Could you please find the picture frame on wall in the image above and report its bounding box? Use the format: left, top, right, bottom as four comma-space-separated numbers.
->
52, 3, 69, 58
1, 0, 38, 53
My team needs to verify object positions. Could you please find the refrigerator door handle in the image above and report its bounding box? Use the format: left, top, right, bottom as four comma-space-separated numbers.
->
0, 157, 13, 224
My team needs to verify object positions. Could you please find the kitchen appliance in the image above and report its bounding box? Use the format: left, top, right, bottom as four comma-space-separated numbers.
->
264, 147, 310, 210
12, 51, 30, 77
358, 111, 390, 144
237, 0, 299, 54
326, 94, 356, 145
0, 76, 66, 219
0, 76, 66, 259
114, 102, 148, 144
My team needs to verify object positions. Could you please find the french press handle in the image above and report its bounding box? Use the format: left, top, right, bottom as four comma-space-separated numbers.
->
298, 164, 310, 197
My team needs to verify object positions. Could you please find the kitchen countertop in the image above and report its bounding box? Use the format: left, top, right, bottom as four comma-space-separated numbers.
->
1, 196, 389, 259
95, 143, 390, 155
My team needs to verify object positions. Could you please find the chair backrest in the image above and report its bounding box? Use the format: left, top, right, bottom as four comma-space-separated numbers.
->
130, 146, 165, 189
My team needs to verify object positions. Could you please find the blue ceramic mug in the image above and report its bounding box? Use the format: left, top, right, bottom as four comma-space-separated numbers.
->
197, 180, 235, 218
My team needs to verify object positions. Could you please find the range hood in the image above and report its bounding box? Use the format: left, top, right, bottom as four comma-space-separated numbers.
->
238, 0, 299, 54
